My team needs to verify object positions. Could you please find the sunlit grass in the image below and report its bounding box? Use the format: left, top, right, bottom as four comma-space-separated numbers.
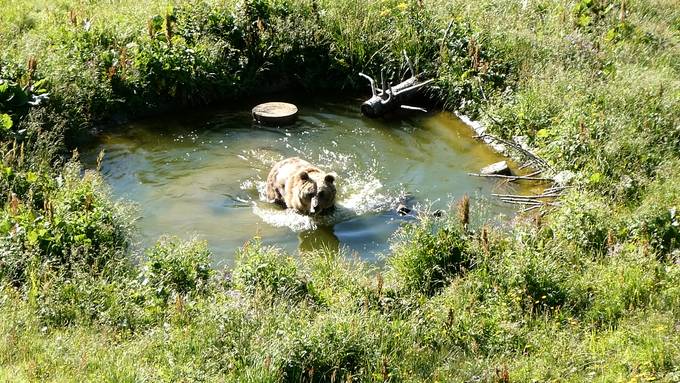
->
0, 0, 679, 381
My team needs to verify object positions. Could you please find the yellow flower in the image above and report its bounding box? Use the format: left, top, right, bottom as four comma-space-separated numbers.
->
397, 2, 408, 12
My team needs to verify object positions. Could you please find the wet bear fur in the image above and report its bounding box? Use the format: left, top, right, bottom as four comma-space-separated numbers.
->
266, 157, 337, 215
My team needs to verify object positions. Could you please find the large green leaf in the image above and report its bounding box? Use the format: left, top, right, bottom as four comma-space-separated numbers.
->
0, 113, 12, 131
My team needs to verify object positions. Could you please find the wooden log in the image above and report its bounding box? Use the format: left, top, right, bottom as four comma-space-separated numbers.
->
252, 102, 298, 126
360, 76, 433, 117
359, 51, 433, 118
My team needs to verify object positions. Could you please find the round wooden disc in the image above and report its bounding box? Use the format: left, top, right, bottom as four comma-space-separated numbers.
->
252, 102, 298, 126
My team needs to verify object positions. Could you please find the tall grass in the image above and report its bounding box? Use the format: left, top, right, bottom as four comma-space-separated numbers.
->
2, 213, 678, 381
1, 0, 679, 381
1, 0, 510, 140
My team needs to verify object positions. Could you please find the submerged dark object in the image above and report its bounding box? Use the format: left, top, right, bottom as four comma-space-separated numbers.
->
396, 203, 411, 216
359, 51, 433, 118
252, 102, 298, 126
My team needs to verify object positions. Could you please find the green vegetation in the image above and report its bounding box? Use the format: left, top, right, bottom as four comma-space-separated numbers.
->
1, 0, 679, 381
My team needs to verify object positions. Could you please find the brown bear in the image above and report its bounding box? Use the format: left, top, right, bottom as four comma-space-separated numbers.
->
266, 157, 337, 215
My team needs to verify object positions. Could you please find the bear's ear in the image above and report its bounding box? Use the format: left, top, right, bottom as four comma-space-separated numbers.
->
298, 171, 310, 181
324, 173, 336, 184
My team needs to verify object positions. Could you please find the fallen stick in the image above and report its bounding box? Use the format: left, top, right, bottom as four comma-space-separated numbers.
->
500, 199, 544, 206
467, 173, 554, 182
492, 193, 561, 199
544, 186, 570, 192
523, 169, 543, 177
519, 205, 542, 213
518, 161, 536, 170
501, 198, 545, 204
518, 202, 561, 213
480, 134, 554, 172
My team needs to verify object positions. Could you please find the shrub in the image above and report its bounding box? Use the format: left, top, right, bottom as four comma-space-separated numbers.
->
232, 238, 310, 301
579, 247, 659, 327
628, 162, 680, 258
546, 193, 613, 257
140, 236, 213, 304
1, 159, 132, 286
415, 272, 528, 357
0, 78, 49, 140
492, 249, 576, 315
32, 266, 147, 329
387, 215, 475, 295
275, 310, 387, 381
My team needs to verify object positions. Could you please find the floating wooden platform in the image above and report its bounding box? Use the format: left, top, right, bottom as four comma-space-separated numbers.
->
252, 102, 298, 126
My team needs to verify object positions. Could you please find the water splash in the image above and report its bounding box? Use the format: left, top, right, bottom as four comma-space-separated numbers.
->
248, 174, 401, 232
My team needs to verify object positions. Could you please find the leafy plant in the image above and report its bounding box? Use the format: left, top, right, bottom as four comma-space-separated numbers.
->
232, 238, 311, 301
388, 215, 475, 295
141, 236, 213, 304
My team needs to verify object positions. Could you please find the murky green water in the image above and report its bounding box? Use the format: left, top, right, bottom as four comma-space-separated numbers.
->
83, 98, 535, 265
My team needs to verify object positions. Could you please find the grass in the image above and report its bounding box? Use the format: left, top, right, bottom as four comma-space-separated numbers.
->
1, 0, 679, 381
1, 230, 679, 381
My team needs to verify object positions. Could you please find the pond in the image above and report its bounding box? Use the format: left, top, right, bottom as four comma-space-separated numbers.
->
83, 97, 535, 265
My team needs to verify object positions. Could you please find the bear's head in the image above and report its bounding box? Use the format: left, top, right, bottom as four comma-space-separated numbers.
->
294, 169, 337, 215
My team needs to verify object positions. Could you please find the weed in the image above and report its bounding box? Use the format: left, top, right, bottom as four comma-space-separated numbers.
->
388, 214, 476, 295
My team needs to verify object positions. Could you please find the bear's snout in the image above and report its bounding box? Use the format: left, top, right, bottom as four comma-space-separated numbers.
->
310, 195, 320, 214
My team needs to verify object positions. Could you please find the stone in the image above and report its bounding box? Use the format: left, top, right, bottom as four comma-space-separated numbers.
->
480, 161, 512, 176
554, 170, 576, 186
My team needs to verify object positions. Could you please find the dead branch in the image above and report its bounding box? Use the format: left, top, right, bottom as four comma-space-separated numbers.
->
467, 173, 554, 182
359, 51, 433, 118
401, 105, 427, 112
478, 134, 553, 172
359, 73, 377, 97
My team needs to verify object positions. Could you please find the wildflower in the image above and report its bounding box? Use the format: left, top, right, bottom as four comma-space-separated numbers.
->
397, 2, 408, 11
